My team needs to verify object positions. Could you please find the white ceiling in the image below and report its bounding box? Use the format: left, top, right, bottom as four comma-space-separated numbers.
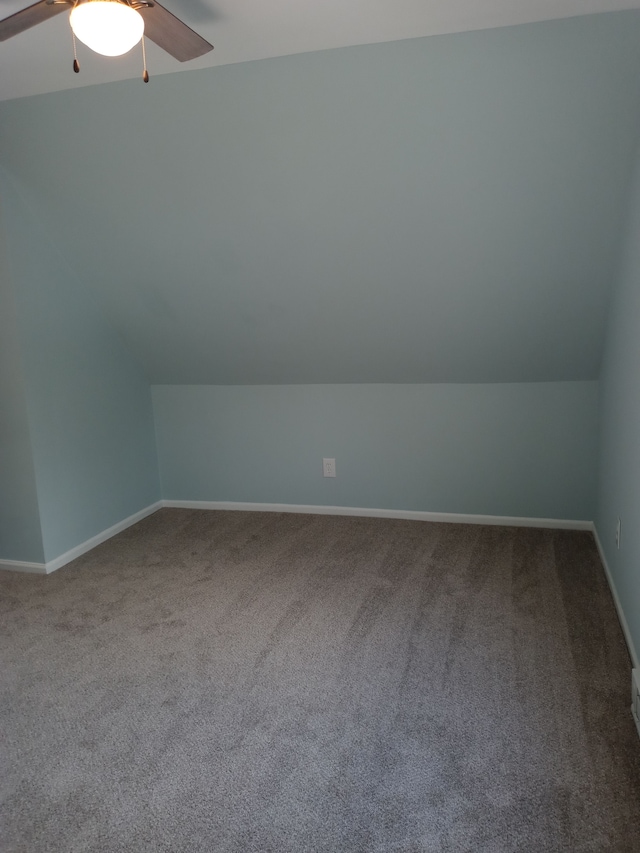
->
1, 0, 640, 101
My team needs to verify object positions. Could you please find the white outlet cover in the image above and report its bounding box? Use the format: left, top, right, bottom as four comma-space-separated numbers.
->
323, 458, 336, 478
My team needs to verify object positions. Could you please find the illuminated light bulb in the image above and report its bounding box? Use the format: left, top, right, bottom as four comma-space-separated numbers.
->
70, 0, 144, 57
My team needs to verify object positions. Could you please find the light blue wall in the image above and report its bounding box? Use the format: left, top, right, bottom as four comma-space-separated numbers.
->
596, 144, 640, 666
0, 194, 44, 563
153, 382, 598, 520
3, 13, 637, 566
1, 12, 639, 385
1, 172, 161, 563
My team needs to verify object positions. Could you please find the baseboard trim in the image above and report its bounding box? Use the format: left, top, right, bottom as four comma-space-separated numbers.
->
0, 500, 596, 577
43, 501, 163, 574
0, 558, 47, 574
0, 501, 163, 576
591, 524, 639, 670
162, 500, 592, 531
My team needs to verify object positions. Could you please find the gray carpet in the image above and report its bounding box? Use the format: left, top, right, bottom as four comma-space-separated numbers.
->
1, 509, 640, 852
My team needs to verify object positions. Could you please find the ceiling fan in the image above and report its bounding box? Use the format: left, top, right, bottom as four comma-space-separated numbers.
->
0, 0, 213, 80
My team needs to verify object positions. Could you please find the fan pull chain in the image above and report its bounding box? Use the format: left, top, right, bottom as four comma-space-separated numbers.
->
141, 35, 149, 83
71, 27, 79, 73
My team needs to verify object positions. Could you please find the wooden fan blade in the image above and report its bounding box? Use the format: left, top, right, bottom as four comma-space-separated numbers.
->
138, 1, 213, 62
0, 0, 71, 42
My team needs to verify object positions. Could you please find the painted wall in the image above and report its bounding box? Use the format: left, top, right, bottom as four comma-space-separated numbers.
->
0, 194, 44, 563
153, 382, 598, 521
596, 143, 640, 667
1, 13, 636, 567
1, 12, 640, 385
1, 172, 161, 563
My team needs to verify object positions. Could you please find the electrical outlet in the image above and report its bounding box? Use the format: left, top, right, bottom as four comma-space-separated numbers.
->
616, 518, 621, 549
322, 457, 336, 478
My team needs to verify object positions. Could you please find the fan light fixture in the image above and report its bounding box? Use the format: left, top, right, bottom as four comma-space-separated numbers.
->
70, 0, 144, 57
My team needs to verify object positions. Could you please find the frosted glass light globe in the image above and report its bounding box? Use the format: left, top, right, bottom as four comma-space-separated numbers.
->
70, 0, 144, 57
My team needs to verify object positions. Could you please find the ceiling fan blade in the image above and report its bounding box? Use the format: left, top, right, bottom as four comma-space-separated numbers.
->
0, 0, 70, 42
138, 1, 213, 62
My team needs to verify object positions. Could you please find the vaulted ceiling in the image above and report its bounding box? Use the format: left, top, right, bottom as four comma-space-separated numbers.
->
2, 0, 640, 102
2, 9, 640, 384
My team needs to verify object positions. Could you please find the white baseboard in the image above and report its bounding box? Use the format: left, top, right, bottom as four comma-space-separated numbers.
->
0, 501, 162, 576
162, 500, 592, 530
0, 558, 47, 574
0, 499, 596, 579
43, 501, 163, 574
591, 524, 639, 670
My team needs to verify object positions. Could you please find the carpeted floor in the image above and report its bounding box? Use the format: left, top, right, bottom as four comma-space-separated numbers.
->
1, 509, 640, 852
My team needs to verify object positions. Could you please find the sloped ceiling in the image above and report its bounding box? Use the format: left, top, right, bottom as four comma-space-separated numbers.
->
2, 12, 640, 384
1, 0, 640, 102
